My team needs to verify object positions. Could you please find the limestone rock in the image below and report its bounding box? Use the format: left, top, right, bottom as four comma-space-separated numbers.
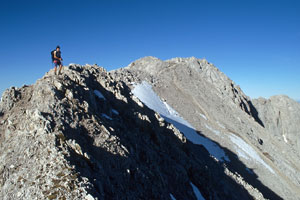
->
253, 95, 300, 152
0, 63, 256, 200
1, 57, 299, 200
112, 56, 300, 200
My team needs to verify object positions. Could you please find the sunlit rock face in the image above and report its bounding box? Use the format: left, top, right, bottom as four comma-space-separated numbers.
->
0, 57, 299, 200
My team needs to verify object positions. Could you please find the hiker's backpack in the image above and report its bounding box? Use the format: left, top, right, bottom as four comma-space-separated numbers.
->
51, 50, 55, 62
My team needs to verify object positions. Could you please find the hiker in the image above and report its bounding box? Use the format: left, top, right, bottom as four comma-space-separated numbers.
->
51, 45, 63, 75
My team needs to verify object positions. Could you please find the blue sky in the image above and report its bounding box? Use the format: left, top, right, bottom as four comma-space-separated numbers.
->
0, 0, 299, 101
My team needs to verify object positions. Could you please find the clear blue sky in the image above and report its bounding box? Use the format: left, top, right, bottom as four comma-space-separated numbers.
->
0, 0, 299, 100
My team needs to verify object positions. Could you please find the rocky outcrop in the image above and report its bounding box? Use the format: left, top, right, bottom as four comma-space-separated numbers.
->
0, 64, 259, 199
1, 56, 299, 200
122, 56, 264, 127
112, 56, 300, 200
253, 95, 300, 153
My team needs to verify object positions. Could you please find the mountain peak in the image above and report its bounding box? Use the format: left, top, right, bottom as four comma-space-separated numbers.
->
0, 64, 256, 199
112, 56, 300, 199
125, 56, 163, 75
115, 56, 262, 126
1, 58, 300, 200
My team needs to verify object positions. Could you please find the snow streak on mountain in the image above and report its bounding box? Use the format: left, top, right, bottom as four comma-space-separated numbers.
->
1, 56, 300, 200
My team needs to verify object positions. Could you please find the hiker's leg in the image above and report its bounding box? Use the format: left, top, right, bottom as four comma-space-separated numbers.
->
53, 61, 58, 75
59, 64, 62, 74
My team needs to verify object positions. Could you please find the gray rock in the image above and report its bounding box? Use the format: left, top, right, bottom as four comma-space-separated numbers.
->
1, 57, 299, 200
253, 95, 300, 154
112, 56, 300, 200
0, 64, 257, 200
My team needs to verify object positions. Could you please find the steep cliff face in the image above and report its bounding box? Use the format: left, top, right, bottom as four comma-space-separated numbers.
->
112, 56, 300, 200
253, 95, 300, 155
0, 65, 261, 200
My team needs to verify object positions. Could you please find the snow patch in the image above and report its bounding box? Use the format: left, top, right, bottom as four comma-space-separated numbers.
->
163, 101, 180, 117
94, 90, 106, 100
112, 109, 119, 115
283, 134, 288, 143
132, 81, 229, 162
228, 133, 275, 174
170, 193, 176, 200
190, 182, 205, 200
217, 121, 225, 129
199, 113, 207, 120
205, 124, 220, 136
101, 113, 112, 120
246, 167, 254, 175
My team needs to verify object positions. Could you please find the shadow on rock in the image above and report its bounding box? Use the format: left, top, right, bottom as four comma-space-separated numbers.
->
161, 115, 282, 200
53, 67, 282, 200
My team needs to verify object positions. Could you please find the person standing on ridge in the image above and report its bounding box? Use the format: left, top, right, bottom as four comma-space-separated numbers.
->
51, 45, 63, 75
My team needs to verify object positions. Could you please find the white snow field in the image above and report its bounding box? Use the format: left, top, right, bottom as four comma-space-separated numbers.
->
228, 133, 275, 174
132, 81, 229, 162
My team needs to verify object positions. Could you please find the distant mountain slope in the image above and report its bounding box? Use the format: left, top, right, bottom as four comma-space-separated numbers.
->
253, 96, 300, 154
112, 56, 300, 200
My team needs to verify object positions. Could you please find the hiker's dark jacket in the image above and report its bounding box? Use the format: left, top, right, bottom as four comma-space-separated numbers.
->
55, 51, 61, 60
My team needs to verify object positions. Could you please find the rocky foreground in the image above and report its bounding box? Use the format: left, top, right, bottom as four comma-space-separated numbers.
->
0, 57, 299, 200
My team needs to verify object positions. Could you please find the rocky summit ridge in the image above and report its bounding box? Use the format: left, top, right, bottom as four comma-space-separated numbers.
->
112, 56, 300, 200
0, 57, 299, 200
